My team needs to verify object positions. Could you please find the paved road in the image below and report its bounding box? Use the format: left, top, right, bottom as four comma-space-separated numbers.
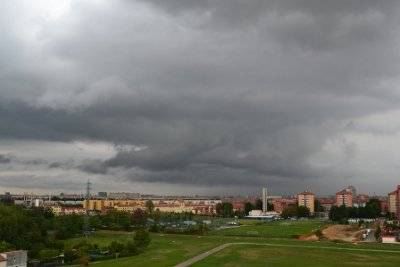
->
174, 242, 400, 267
174, 243, 232, 267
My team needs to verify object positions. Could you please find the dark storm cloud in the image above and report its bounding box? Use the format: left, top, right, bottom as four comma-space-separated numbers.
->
78, 159, 108, 175
1, 0, 400, 192
49, 162, 62, 168
0, 155, 11, 164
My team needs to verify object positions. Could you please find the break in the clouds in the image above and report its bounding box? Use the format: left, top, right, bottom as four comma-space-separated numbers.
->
1, 0, 400, 195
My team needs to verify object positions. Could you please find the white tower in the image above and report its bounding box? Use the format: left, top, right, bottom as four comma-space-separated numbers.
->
262, 187, 268, 213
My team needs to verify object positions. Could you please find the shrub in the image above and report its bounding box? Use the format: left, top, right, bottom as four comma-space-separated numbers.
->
108, 241, 125, 254
64, 249, 79, 263
124, 241, 138, 255
134, 229, 151, 249
38, 249, 59, 262
0, 241, 15, 252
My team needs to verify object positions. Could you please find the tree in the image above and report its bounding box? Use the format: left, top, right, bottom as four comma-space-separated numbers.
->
314, 199, 325, 212
296, 206, 310, 218
255, 199, 263, 210
134, 229, 151, 249
108, 241, 125, 254
386, 212, 396, 220
132, 209, 147, 226
124, 240, 138, 255
281, 204, 297, 219
329, 205, 349, 222
244, 202, 253, 215
375, 225, 381, 241
89, 215, 102, 230
267, 202, 274, 211
38, 249, 59, 262
145, 200, 155, 214
365, 198, 381, 218
0, 241, 14, 252
281, 205, 310, 218
0, 204, 51, 255
216, 202, 233, 217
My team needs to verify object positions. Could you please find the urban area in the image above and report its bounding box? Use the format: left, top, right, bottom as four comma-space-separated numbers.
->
1, 183, 400, 266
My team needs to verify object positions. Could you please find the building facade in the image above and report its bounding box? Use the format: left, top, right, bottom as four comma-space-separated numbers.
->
0, 251, 27, 267
354, 194, 369, 208
396, 185, 400, 220
272, 198, 297, 214
388, 190, 397, 214
297, 191, 315, 213
83, 198, 220, 215
335, 189, 353, 207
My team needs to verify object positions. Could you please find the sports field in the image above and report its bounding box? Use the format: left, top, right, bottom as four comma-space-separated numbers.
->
66, 220, 400, 266
210, 219, 325, 238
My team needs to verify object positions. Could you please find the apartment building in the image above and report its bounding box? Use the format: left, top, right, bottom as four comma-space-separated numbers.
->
386, 185, 400, 219
297, 191, 315, 213
388, 190, 397, 214
335, 189, 353, 207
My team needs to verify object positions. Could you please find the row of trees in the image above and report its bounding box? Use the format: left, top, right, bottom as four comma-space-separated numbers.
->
329, 199, 382, 222
281, 205, 310, 218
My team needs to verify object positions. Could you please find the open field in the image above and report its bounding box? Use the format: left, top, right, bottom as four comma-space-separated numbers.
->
68, 232, 227, 267
210, 220, 326, 238
192, 243, 400, 267
65, 221, 400, 266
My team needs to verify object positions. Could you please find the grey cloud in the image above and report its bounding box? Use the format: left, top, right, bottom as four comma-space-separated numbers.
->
0, 155, 11, 164
78, 159, 108, 175
49, 162, 62, 168
1, 0, 400, 194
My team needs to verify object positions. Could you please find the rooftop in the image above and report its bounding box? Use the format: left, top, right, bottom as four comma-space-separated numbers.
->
298, 191, 314, 196
336, 189, 352, 195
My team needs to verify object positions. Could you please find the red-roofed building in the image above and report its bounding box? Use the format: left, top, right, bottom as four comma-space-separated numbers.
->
318, 198, 335, 212
231, 201, 245, 212
272, 198, 296, 214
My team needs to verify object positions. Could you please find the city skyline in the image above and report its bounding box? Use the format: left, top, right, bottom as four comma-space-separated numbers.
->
2, 1, 400, 195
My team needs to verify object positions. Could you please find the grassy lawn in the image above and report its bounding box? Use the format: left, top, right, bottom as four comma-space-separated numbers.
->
65, 231, 136, 248
67, 232, 227, 267
64, 220, 400, 266
210, 220, 325, 238
192, 244, 400, 267
92, 234, 218, 267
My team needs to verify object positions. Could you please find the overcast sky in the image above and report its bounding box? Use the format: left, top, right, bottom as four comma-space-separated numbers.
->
1, 0, 400, 196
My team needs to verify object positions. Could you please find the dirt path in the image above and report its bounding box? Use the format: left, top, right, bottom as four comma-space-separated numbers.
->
174, 242, 400, 267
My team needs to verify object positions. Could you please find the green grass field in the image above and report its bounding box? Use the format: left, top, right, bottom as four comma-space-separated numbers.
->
210, 220, 325, 238
65, 220, 400, 266
67, 232, 228, 266
192, 244, 400, 267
